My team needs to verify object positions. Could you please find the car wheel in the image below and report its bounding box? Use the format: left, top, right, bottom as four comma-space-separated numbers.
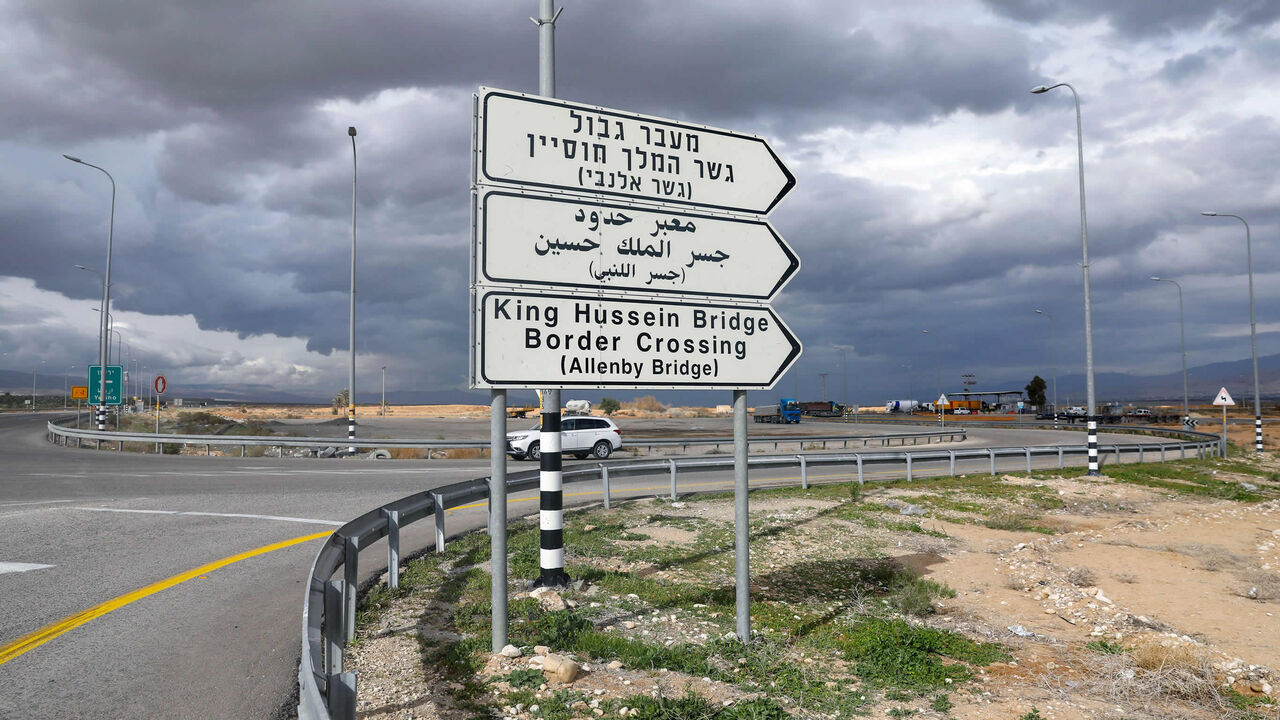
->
592, 441, 613, 459
573, 452, 589, 460
527, 442, 541, 461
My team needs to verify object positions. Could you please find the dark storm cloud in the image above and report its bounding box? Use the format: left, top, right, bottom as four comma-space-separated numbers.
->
3, 0, 1278, 400
983, 0, 1280, 37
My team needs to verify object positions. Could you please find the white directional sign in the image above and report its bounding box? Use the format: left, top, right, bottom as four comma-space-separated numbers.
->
1213, 387, 1236, 406
936, 393, 948, 406
475, 87, 796, 215
476, 189, 799, 300
473, 290, 801, 389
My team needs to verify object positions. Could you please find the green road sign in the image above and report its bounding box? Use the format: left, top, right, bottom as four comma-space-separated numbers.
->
88, 365, 124, 405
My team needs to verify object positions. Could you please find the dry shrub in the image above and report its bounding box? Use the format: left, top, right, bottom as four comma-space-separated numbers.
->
439, 448, 490, 460
1065, 566, 1097, 587
666, 407, 697, 418
1081, 642, 1224, 711
624, 395, 668, 412
1113, 571, 1139, 584
389, 448, 430, 459
1170, 544, 1244, 572
1240, 571, 1280, 601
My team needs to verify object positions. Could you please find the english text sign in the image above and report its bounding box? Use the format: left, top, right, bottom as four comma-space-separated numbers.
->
473, 290, 800, 389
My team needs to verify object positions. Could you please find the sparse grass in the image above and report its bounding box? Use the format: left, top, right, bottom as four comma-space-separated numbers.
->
1085, 640, 1127, 655
929, 693, 954, 712
982, 511, 1056, 534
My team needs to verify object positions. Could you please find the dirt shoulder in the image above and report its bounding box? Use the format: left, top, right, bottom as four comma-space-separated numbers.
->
347, 456, 1280, 720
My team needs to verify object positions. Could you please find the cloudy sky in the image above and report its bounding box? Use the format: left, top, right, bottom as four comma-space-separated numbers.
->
2, 0, 1278, 405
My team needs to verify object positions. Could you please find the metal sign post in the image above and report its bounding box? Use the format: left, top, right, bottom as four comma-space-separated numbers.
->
1213, 387, 1235, 458
937, 393, 947, 427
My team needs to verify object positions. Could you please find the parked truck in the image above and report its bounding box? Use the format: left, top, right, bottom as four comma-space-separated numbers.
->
753, 398, 802, 424
799, 400, 843, 417
885, 400, 921, 413
564, 399, 592, 415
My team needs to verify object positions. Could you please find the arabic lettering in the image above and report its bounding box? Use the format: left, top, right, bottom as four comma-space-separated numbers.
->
649, 218, 698, 236
534, 235, 601, 256
617, 237, 671, 258
685, 250, 730, 267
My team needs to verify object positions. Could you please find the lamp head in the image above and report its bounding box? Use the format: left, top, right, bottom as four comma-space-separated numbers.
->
75, 265, 86, 270
1150, 276, 1161, 281
348, 126, 357, 137
1030, 85, 1051, 94
1035, 309, 1044, 315
63, 154, 82, 163
1200, 211, 1218, 216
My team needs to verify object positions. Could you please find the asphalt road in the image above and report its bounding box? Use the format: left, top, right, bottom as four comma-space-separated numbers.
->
0, 412, 1178, 719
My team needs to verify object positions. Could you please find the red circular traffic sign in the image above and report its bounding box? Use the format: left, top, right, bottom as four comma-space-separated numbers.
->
154, 375, 166, 395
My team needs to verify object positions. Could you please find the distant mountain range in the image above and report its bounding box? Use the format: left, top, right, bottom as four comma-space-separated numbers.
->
5, 352, 1280, 407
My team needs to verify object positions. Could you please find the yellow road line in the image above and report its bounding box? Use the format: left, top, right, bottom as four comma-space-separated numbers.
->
0, 530, 331, 666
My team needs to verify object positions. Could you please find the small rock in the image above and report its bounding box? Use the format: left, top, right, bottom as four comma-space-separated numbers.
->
1045, 608, 1058, 614
534, 645, 550, 656
899, 503, 926, 516
530, 705, 539, 713
622, 621, 636, 629
1242, 482, 1259, 491
607, 660, 624, 670
541, 654, 580, 683
583, 525, 597, 532
571, 701, 589, 711
1007, 625, 1034, 637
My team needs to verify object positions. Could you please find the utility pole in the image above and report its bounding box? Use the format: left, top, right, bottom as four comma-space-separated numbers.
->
818, 373, 828, 402
347, 126, 358, 455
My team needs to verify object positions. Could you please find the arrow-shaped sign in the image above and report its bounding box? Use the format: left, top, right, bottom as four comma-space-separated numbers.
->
476, 189, 799, 300
475, 87, 795, 215
1213, 387, 1236, 406
473, 290, 801, 389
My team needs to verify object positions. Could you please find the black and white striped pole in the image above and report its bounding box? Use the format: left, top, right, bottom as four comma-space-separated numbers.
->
1201, 212, 1263, 453
532, 0, 569, 589
1031, 81, 1099, 475
536, 388, 569, 587
347, 125, 358, 455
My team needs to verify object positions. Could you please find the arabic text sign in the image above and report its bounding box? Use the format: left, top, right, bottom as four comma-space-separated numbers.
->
476, 87, 795, 215
88, 365, 123, 405
70, 385, 88, 400
473, 290, 801, 389
477, 190, 798, 300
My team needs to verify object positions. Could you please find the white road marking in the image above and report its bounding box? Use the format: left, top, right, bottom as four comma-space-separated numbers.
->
68, 507, 343, 526
0, 562, 55, 575
0, 499, 83, 508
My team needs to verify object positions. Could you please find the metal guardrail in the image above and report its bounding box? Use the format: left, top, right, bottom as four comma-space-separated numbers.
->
297, 427, 1225, 720
44, 419, 966, 457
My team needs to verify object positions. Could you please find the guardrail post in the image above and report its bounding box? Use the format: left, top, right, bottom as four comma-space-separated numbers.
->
325, 579, 345, 674
343, 537, 358, 643
1138, 445, 1143, 463
856, 454, 864, 485
1180, 444, 1186, 460
1114, 445, 1120, 464
797, 455, 808, 489
905, 453, 913, 482
600, 465, 611, 509
205, 443, 210, 456
989, 448, 996, 476
1024, 447, 1032, 473
327, 671, 357, 720
1161, 445, 1166, 462
432, 492, 446, 553
949, 450, 956, 476
241, 445, 245, 457
383, 508, 401, 590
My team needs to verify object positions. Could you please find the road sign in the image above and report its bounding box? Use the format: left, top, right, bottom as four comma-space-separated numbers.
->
473, 290, 801, 389
87, 365, 123, 405
154, 375, 166, 395
476, 189, 798, 300
70, 385, 88, 400
1213, 387, 1235, 406
475, 87, 795, 215
1183, 418, 1199, 428
937, 394, 948, 406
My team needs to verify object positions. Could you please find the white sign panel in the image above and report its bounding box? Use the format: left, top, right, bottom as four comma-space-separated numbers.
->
476, 189, 799, 300
473, 290, 801, 389
1213, 387, 1236, 406
476, 87, 796, 215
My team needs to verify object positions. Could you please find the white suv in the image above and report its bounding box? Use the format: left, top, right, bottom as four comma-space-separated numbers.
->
507, 417, 623, 461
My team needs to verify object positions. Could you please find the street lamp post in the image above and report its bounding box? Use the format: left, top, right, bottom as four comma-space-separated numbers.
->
347, 126, 358, 455
1031, 81, 1098, 475
1034, 309, 1058, 426
1149, 277, 1189, 426
1200, 212, 1263, 452
901, 363, 914, 402
65, 156, 116, 433
381, 365, 387, 417
32, 360, 44, 411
